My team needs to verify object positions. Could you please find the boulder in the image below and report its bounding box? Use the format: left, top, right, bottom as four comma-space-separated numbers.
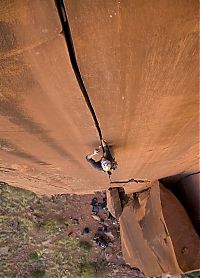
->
123, 181, 152, 195
119, 181, 181, 276
106, 188, 122, 219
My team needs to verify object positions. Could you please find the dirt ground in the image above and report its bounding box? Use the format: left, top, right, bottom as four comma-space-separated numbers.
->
0, 181, 146, 278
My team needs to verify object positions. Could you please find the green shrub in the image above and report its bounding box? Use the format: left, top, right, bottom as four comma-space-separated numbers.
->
79, 259, 107, 278
0, 184, 37, 212
28, 250, 42, 260
182, 271, 200, 278
30, 269, 45, 278
79, 241, 92, 252
79, 262, 95, 278
41, 219, 58, 232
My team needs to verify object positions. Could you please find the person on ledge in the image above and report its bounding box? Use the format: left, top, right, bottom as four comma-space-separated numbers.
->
86, 140, 117, 176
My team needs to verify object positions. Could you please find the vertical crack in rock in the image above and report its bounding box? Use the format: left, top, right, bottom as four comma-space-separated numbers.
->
55, 1, 156, 186
55, 0, 103, 142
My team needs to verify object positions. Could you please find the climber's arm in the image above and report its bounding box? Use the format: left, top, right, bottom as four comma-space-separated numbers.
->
86, 149, 102, 171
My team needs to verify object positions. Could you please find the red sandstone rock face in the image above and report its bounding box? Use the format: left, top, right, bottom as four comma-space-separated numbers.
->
65, 0, 199, 183
119, 182, 200, 275
0, 2, 199, 275
106, 188, 122, 219
0, 0, 199, 194
0, 0, 108, 194
119, 182, 181, 276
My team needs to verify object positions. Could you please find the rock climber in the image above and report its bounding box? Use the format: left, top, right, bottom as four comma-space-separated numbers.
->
86, 139, 117, 176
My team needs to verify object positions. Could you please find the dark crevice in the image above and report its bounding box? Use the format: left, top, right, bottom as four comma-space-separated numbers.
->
110, 178, 150, 184
118, 187, 129, 208
160, 171, 200, 235
160, 171, 200, 186
55, 0, 103, 142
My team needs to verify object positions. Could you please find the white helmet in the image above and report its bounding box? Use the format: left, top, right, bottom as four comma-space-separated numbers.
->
101, 159, 112, 172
